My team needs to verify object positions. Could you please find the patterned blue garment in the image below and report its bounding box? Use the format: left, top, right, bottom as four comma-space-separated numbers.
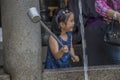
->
45, 32, 72, 69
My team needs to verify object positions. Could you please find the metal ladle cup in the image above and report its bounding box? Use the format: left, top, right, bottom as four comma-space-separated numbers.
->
27, 7, 41, 23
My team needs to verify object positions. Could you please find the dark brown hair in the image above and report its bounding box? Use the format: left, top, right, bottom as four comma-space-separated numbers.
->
51, 8, 73, 36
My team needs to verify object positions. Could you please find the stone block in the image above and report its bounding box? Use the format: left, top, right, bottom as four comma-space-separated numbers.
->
43, 65, 120, 80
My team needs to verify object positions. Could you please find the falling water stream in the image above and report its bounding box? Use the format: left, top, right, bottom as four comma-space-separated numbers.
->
78, 0, 89, 80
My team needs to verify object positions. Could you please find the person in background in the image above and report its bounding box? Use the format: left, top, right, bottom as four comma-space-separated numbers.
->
95, 0, 120, 64
45, 8, 79, 69
69, 0, 111, 66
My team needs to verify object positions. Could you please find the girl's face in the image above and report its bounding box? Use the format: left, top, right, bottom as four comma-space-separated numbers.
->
61, 13, 75, 32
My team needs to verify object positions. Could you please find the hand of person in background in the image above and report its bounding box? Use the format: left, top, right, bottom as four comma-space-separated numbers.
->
115, 11, 120, 23
105, 9, 120, 23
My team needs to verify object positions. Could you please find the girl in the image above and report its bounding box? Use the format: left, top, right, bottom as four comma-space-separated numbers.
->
45, 8, 79, 69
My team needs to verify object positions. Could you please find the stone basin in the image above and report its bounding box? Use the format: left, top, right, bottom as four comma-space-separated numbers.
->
43, 65, 120, 80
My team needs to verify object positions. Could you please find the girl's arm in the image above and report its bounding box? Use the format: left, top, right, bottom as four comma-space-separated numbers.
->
49, 35, 68, 59
70, 36, 79, 62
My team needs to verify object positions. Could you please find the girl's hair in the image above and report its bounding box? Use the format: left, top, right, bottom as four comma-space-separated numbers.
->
51, 8, 73, 36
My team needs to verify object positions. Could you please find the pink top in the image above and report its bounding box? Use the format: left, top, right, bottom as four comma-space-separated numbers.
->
95, 0, 120, 17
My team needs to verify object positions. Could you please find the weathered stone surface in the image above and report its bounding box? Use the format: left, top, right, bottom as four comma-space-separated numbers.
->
0, 75, 10, 80
0, 49, 3, 66
1, 0, 42, 80
0, 68, 10, 80
0, 28, 2, 42
0, 28, 3, 66
43, 65, 120, 80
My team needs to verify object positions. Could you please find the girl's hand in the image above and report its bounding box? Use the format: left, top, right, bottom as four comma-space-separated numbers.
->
60, 45, 69, 53
71, 55, 79, 62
